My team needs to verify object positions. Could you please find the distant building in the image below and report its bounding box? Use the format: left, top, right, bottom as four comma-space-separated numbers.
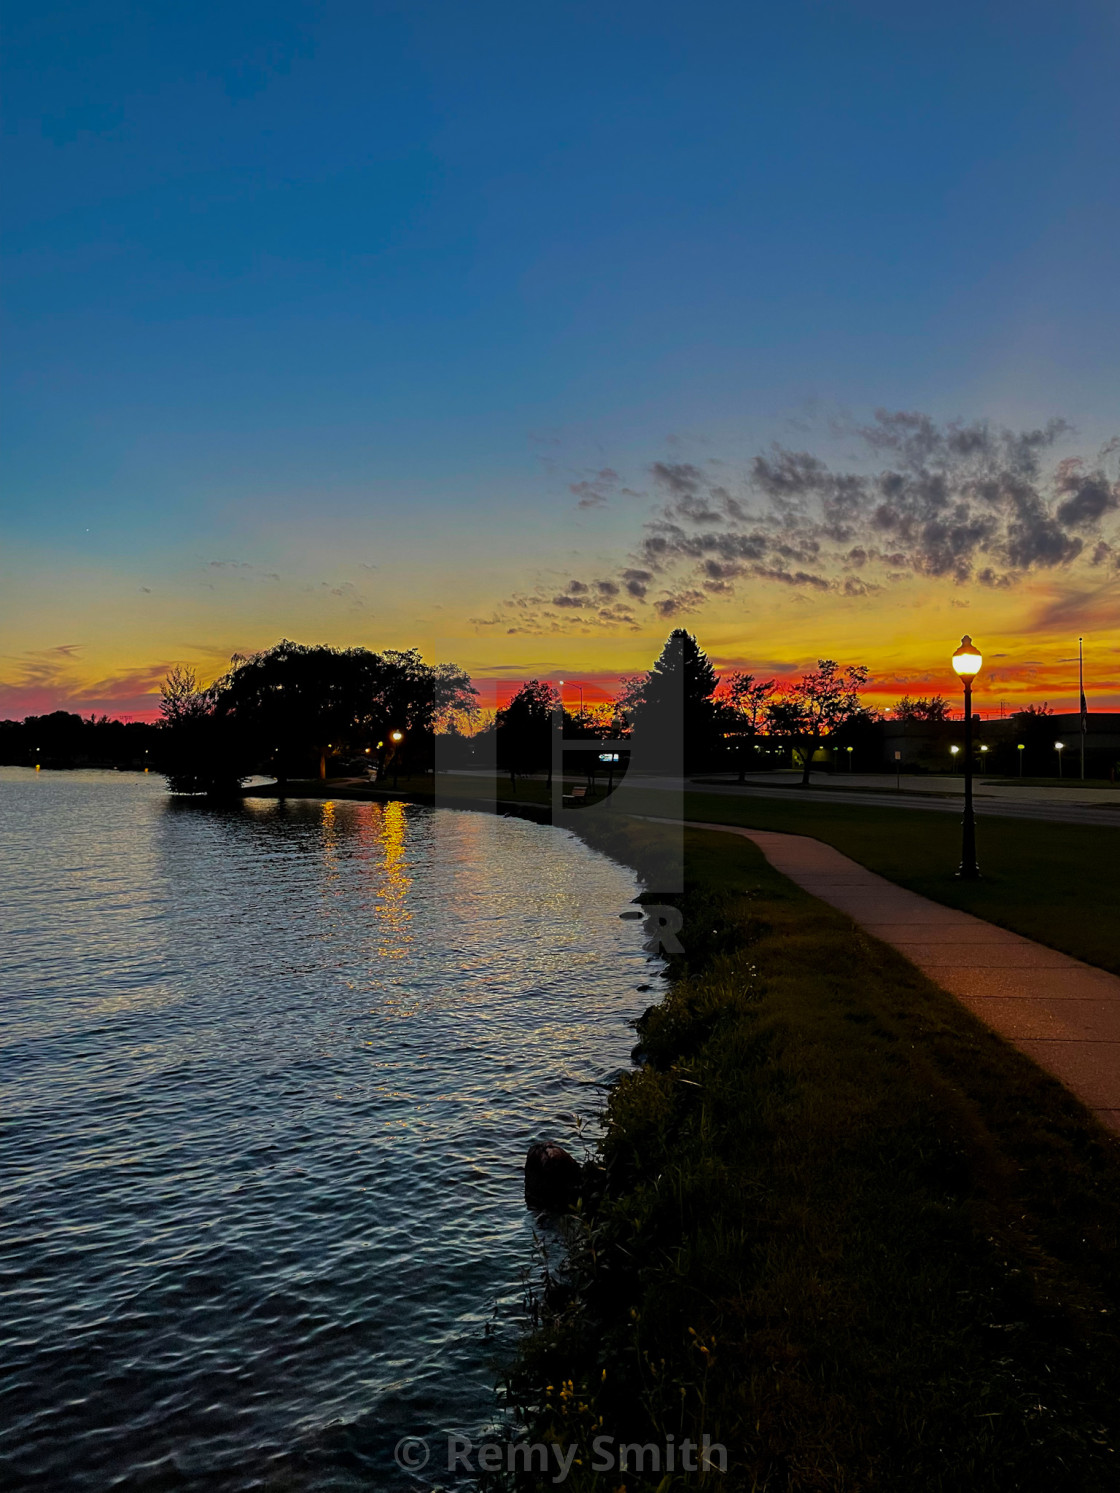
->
882, 713, 1120, 777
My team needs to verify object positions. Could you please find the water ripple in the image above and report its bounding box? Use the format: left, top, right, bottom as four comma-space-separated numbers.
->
0, 770, 658, 1490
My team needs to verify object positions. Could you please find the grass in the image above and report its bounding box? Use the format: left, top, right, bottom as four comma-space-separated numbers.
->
502, 823, 1120, 1491
669, 788, 1120, 977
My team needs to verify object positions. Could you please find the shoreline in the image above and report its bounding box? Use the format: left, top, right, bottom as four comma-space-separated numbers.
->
501, 824, 1120, 1490
245, 776, 1120, 1486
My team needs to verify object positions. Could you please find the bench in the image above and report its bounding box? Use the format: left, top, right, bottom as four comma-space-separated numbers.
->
562, 785, 589, 806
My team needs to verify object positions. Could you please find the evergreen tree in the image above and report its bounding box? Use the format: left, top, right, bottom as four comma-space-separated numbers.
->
621, 630, 719, 772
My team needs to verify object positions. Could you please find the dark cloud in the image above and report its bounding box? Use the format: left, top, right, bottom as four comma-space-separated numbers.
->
637, 414, 1115, 600
653, 588, 706, 618
1054, 458, 1120, 529
650, 461, 705, 496
491, 411, 1118, 634
621, 567, 652, 599
570, 467, 622, 509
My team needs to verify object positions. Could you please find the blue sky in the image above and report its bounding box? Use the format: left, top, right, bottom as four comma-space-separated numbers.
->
2, 0, 1118, 712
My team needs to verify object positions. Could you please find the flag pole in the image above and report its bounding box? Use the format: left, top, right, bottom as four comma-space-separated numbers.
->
1079, 635, 1086, 781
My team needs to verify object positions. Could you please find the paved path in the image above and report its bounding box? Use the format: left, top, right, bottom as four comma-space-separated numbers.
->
688, 819, 1120, 1133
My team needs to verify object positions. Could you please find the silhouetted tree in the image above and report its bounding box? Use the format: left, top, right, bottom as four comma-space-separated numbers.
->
719, 672, 776, 782
211, 641, 474, 781
894, 694, 951, 722
159, 641, 475, 794
620, 630, 719, 772
767, 659, 871, 785
158, 666, 245, 797
496, 680, 559, 788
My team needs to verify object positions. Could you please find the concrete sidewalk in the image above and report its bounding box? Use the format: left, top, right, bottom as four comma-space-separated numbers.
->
689, 820, 1120, 1133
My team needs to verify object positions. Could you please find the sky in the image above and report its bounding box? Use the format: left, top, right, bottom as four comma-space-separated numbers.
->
2, 0, 1118, 719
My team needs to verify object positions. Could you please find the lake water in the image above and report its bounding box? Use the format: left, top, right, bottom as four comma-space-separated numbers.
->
0, 770, 657, 1491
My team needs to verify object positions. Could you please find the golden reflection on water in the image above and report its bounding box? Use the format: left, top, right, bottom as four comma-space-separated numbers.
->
371, 799, 412, 958
329, 798, 414, 963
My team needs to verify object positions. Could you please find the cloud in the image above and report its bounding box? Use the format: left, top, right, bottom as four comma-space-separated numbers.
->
653, 588, 706, 618
0, 648, 175, 721
488, 411, 1119, 635
1054, 458, 1120, 529
1023, 581, 1120, 635
570, 467, 622, 509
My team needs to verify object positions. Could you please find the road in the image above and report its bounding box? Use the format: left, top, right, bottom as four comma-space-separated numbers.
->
438, 768, 1120, 828
659, 773, 1120, 829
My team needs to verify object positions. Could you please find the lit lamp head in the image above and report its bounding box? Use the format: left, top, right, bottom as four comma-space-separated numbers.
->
951, 635, 983, 679
391, 730, 403, 743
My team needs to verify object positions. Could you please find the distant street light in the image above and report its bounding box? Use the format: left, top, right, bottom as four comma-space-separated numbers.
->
951, 635, 983, 879
1017, 742, 1025, 777
558, 678, 585, 715
390, 729, 404, 787
845, 745, 853, 772
1055, 740, 1065, 779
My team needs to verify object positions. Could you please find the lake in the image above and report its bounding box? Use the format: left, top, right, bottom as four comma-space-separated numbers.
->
0, 769, 657, 1490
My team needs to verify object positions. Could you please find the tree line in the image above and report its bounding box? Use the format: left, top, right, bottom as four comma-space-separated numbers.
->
0, 711, 160, 768
481, 630, 872, 786
3, 629, 1082, 789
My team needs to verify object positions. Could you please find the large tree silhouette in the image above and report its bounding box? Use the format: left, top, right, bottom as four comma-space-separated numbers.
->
160, 641, 475, 793
621, 630, 719, 773
495, 679, 560, 788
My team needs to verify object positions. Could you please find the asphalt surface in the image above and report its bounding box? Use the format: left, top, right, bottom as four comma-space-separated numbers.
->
438, 768, 1120, 828
668, 776, 1120, 829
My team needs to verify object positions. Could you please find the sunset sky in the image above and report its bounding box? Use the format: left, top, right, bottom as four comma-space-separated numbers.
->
2, 1, 1118, 720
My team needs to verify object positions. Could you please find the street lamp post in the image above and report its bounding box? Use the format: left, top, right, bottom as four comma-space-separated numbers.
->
391, 729, 404, 788
845, 745, 853, 772
1017, 742, 1025, 777
558, 678, 585, 717
951, 635, 982, 880
1055, 740, 1064, 779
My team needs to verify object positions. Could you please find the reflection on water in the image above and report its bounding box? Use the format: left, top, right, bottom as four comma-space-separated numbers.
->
0, 770, 658, 1491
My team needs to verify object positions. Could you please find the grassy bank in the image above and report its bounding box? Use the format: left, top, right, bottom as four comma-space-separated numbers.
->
505, 823, 1120, 1490
674, 788, 1120, 978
